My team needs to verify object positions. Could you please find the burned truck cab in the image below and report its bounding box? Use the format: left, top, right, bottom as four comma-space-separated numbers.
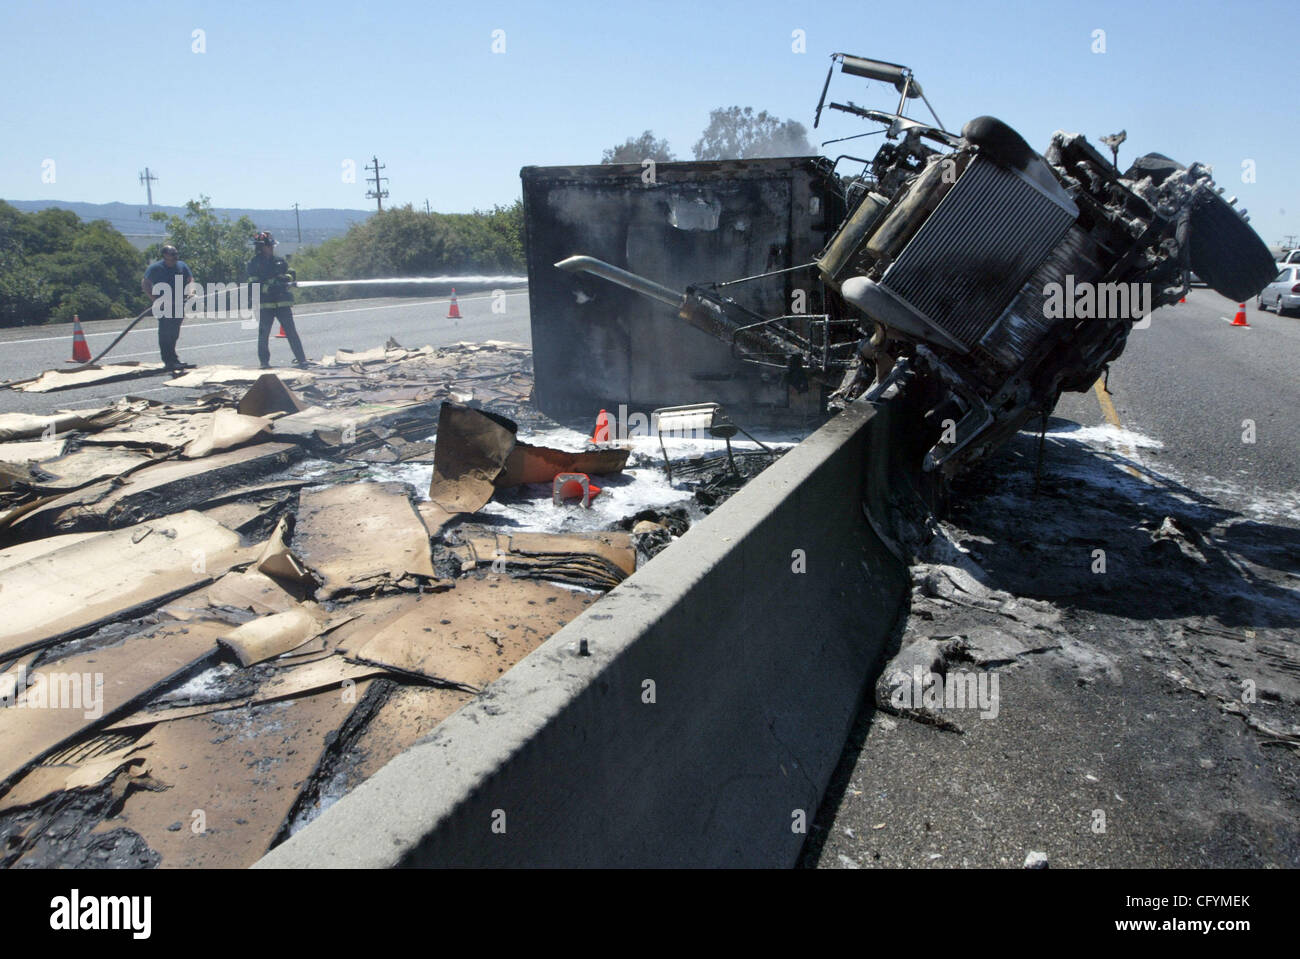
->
538, 52, 1277, 478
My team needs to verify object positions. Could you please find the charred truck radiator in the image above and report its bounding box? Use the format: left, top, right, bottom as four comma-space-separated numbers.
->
876, 156, 1077, 352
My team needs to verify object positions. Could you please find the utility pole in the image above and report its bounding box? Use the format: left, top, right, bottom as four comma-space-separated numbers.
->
293, 202, 302, 243
138, 167, 159, 207
425, 199, 431, 215
364, 156, 389, 211
1099, 130, 1126, 170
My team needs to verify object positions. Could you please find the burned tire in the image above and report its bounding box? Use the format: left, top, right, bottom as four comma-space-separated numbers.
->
1188, 191, 1278, 303
960, 116, 1035, 171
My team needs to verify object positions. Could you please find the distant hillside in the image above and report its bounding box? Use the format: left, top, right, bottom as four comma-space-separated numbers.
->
2, 199, 374, 254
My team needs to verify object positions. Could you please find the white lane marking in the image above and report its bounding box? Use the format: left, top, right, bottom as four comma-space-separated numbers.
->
110, 338, 258, 359
3, 290, 529, 344
106, 386, 175, 397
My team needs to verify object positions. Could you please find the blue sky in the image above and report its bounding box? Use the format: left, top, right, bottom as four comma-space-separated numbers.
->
1, 0, 1295, 246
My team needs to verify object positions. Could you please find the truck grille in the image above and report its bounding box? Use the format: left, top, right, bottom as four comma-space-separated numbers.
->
880, 156, 1076, 351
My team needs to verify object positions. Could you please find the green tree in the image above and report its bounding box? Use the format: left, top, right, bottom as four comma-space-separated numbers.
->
602, 131, 675, 164
292, 200, 527, 302
148, 196, 258, 284
0, 249, 54, 326
49, 221, 144, 320
692, 107, 812, 160
0, 200, 145, 325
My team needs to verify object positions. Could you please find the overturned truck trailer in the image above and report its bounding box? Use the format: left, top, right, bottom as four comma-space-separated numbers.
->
521, 157, 845, 426
533, 53, 1277, 477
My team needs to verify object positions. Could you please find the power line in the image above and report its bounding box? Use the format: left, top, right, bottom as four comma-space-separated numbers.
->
364, 156, 389, 212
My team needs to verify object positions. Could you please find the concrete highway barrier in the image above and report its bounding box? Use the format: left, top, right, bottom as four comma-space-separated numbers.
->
257, 392, 914, 868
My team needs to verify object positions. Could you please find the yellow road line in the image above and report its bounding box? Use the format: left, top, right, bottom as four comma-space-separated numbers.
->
1093, 376, 1144, 479
1093, 377, 1122, 428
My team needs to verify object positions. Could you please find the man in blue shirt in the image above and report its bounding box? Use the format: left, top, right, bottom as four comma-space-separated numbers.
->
141, 244, 195, 371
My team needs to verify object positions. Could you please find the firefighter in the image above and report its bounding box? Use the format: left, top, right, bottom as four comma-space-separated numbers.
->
247, 231, 309, 369
141, 244, 195, 371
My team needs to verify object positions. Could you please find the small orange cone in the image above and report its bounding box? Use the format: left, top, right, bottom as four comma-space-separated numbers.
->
592, 409, 611, 443
276, 323, 287, 338
552, 472, 602, 508
70, 315, 91, 363
1231, 303, 1249, 327
447, 289, 462, 319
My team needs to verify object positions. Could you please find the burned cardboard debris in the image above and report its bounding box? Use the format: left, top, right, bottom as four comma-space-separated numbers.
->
253, 515, 319, 591
443, 524, 635, 591
428, 402, 517, 513
165, 365, 316, 389
0, 740, 156, 815
332, 341, 433, 366
11, 363, 167, 394
0, 438, 68, 463
105, 688, 372, 868
282, 680, 475, 837
4, 441, 302, 540
0, 618, 228, 790
0, 512, 246, 658
20, 446, 157, 494
348, 575, 596, 688
203, 568, 303, 616
237, 373, 307, 417
0, 460, 37, 493
270, 400, 439, 452
200, 499, 284, 538
292, 482, 437, 598
0, 338, 786, 868
216, 605, 338, 667
181, 409, 273, 459
0, 408, 126, 443
84, 404, 233, 453
104, 657, 391, 731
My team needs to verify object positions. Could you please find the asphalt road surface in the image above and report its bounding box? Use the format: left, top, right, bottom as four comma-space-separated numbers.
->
811, 286, 1300, 871
1054, 286, 1298, 522
0, 289, 531, 415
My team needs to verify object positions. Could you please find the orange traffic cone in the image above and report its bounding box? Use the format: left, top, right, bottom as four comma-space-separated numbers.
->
553, 472, 601, 508
276, 323, 287, 338
1231, 303, 1249, 327
70, 315, 91, 363
592, 409, 611, 443
447, 288, 462, 319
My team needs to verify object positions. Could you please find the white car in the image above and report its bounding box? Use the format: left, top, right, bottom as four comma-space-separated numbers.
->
1276, 249, 1300, 270
1258, 265, 1300, 315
